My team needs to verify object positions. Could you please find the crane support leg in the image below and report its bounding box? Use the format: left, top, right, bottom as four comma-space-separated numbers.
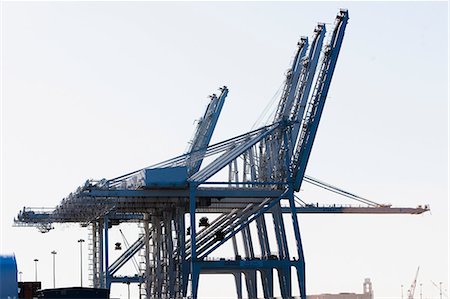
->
190, 265, 200, 299
104, 216, 111, 289
189, 185, 200, 299
295, 263, 306, 299
281, 266, 292, 299
96, 224, 103, 288
244, 270, 257, 299
233, 272, 243, 299
176, 208, 186, 298
287, 186, 306, 298
256, 216, 270, 258
231, 236, 243, 298
143, 214, 151, 298
272, 204, 289, 259
260, 269, 274, 299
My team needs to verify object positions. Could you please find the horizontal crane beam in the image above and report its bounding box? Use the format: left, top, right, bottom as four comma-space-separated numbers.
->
15, 203, 429, 225
78, 187, 284, 199
280, 206, 429, 214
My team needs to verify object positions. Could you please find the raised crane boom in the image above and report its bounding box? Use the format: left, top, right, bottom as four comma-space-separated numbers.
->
291, 9, 349, 191
186, 86, 228, 176
289, 23, 326, 157
274, 37, 309, 122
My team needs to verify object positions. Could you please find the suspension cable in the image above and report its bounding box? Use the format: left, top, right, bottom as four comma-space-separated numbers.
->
303, 175, 381, 207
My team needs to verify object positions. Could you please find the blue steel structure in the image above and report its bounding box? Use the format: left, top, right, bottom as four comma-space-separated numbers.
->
0, 255, 19, 299
14, 10, 429, 299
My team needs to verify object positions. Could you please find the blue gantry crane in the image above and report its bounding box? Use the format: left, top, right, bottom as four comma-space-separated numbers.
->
15, 9, 429, 299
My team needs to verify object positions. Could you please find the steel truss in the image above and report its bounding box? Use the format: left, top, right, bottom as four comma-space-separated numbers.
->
14, 10, 429, 299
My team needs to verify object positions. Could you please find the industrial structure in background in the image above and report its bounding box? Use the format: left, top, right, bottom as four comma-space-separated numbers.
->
406, 267, 420, 299
15, 9, 429, 299
307, 279, 373, 299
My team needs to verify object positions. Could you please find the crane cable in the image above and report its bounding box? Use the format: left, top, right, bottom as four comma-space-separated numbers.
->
303, 175, 382, 207
251, 81, 284, 130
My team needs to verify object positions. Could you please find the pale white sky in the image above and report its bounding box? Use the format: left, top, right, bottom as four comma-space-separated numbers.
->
1, 1, 448, 299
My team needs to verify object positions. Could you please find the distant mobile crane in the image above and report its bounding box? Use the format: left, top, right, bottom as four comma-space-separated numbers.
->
407, 267, 420, 299
14, 9, 429, 299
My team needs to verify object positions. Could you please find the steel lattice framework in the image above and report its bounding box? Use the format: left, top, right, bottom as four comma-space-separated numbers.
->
15, 10, 428, 299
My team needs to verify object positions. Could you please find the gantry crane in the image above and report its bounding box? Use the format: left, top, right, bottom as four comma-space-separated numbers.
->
14, 9, 429, 299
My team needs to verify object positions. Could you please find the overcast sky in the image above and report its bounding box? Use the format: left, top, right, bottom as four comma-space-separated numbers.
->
1, 1, 448, 299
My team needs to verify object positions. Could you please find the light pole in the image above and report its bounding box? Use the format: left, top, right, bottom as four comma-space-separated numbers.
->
51, 251, 57, 288
78, 239, 85, 287
33, 259, 39, 282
